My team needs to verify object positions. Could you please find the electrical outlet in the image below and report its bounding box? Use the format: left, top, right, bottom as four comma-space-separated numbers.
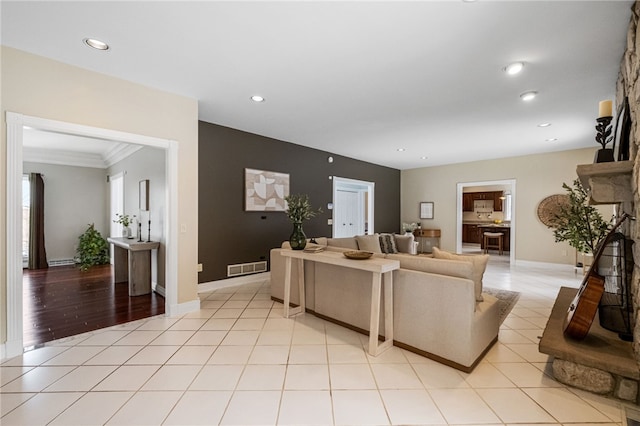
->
328, 219, 333, 225
197, 263, 203, 272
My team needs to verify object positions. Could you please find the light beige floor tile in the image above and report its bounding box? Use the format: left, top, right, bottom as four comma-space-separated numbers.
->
183, 308, 217, 319
201, 318, 237, 330
232, 318, 266, 330
163, 390, 232, 425
568, 387, 623, 422
493, 362, 562, 388
237, 364, 286, 390
1, 346, 68, 366
248, 345, 290, 364
278, 390, 334, 425
48, 391, 133, 425
0, 392, 83, 425
213, 308, 244, 319
0, 392, 35, 417
463, 363, 516, 388
112, 330, 163, 345
207, 345, 253, 364
84, 345, 143, 365
332, 389, 390, 425
105, 390, 182, 425
484, 343, 528, 363
412, 361, 469, 389
429, 388, 501, 424
262, 317, 295, 331
366, 346, 409, 364
371, 363, 424, 389
498, 329, 534, 344
380, 389, 447, 425
167, 345, 216, 364
330, 364, 377, 389
327, 344, 368, 364
247, 300, 274, 309
132, 317, 179, 331
1, 366, 75, 392
256, 329, 293, 345
325, 324, 365, 345
0, 366, 34, 387
506, 343, 552, 363
149, 330, 195, 346
76, 330, 131, 346
502, 316, 542, 330
200, 300, 225, 309
220, 330, 260, 345
190, 365, 244, 390
43, 346, 106, 365
219, 390, 281, 425
240, 308, 271, 318
141, 365, 201, 390
168, 318, 208, 331
513, 328, 544, 343
45, 365, 117, 391
229, 293, 254, 301
285, 364, 330, 390
125, 345, 180, 365
478, 388, 556, 423
523, 387, 612, 423
184, 330, 227, 346
289, 345, 328, 364
93, 365, 159, 391
292, 327, 326, 345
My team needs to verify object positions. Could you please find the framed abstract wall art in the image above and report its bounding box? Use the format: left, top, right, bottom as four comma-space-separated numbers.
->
245, 168, 290, 211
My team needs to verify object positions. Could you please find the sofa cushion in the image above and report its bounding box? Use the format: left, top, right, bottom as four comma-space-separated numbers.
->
356, 234, 382, 253
394, 233, 416, 254
327, 237, 359, 250
385, 253, 474, 280
432, 247, 489, 302
379, 233, 398, 254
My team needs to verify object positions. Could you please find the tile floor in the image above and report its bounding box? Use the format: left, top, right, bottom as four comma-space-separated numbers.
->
0, 259, 632, 425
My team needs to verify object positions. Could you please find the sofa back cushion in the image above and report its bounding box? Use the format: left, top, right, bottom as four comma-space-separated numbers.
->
385, 253, 474, 281
326, 237, 359, 250
432, 247, 489, 302
379, 233, 398, 254
355, 234, 382, 253
394, 233, 416, 254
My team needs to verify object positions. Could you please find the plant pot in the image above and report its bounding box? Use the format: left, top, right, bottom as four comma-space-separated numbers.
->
594, 148, 614, 163
289, 222, 307, 250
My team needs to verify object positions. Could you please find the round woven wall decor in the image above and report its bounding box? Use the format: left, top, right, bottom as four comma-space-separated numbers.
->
537, 194, 570, 227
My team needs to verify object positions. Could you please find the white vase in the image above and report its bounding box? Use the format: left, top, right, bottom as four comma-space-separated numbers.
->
122, 227, 132, 238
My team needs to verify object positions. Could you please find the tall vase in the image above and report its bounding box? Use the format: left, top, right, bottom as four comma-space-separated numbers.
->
289, 222, 307, 250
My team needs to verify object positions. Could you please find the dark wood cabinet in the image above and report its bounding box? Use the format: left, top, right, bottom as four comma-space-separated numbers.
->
462, 191, 504, 212
478, 225, 510, 252
463, 193, 475, 211
493, 191, 503, 211
462, 224, 481, 244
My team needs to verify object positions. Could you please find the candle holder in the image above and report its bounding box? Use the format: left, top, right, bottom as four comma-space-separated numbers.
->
138, 222, 142, 242
147, 220, 151, 243
594, 116, 614, 163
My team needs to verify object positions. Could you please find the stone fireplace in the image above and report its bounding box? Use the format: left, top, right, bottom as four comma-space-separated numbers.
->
539, 1, 640, 404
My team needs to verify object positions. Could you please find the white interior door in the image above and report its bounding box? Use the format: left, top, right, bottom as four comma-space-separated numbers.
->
334, 189, 363, 238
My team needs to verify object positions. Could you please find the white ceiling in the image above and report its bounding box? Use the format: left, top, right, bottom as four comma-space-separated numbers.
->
1, 1, 633, 170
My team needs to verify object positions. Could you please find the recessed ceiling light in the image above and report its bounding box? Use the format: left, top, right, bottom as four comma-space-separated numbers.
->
504, 62, 524, 75
420, 156, 428, 160
538, 123, 552, 127
546, 138, 558, 142
83, 38, 109, 51
520, 91, 537, 101
397, 148, 406, 152
251, 95, 265, 102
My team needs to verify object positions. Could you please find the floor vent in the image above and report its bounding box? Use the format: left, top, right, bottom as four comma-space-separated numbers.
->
48, 258, 75, 267
227, 261, 267, 277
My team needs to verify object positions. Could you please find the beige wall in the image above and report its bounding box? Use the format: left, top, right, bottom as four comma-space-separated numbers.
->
401, 147, 610, 265
1, 46, 199, 344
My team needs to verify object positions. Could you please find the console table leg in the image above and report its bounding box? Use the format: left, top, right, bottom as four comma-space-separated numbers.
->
369, 272, 382, 355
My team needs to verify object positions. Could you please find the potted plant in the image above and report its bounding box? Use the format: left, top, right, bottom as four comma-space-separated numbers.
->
75, 223, 110, 271
550, 178, 612, 262
113, 213, 135, 238
284, 194, 322, 250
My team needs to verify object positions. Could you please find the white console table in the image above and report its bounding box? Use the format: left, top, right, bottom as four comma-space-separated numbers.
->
107, 237, 159, 296
280, 249, 399, 356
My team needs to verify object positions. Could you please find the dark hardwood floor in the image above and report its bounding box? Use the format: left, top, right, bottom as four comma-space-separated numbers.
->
23, 264, 165, 347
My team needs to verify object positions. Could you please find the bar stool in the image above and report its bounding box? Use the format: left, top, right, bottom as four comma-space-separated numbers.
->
483, 232, 504, 255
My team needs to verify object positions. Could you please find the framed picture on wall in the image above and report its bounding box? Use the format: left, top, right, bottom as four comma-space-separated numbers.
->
420, 202, 434, 219
245, 168, 290, 211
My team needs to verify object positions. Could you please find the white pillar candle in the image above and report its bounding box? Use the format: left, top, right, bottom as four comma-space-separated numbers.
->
598, 100, 613, 118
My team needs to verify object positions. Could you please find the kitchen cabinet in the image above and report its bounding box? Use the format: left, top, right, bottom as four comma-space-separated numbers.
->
463, 193, 475, 211
493, 191, 503, 211
462, 224, 481, 244
478, 225, 510, 252
462, 191, 504, 212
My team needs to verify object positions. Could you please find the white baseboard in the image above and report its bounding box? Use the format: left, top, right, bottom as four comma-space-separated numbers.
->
1, 338, 24, 362
167, 298, 201, 317
152, 281, 166, 297
198, 272, 270, 293
513, 259, 576, 271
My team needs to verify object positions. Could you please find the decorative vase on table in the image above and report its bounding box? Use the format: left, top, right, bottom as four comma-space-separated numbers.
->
289, 222, 307, 250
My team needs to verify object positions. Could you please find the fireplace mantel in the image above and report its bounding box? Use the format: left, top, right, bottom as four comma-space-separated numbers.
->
576, 161, 633, 205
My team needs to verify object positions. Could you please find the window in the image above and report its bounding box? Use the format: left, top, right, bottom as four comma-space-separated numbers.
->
503, 194, 512, 222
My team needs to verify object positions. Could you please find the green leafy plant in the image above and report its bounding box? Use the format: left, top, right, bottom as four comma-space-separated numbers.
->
113, 213, 134, 227
75, 224, 110, 271
284, 194, 322, 223
551, 178, 612, 254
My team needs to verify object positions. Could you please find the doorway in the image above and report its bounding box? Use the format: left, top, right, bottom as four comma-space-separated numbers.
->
456, 179, 516, 264
332, 177, 374, 238
5, 112, 179, 359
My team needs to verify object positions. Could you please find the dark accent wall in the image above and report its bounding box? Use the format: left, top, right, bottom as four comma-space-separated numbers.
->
198, 121, 401, 282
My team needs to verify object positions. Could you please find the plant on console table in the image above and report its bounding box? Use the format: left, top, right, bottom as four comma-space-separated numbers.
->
550, 179, 612, 262
113, 213, 136, 238
284, 194, 322, 250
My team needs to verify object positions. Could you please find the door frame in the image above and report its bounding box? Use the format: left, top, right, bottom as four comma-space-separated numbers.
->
456, 179, 516, 263
4, 112, 179, 358
332, 176, 374, 237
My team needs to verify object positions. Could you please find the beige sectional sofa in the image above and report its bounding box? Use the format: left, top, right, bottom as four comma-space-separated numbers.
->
270, 234, 500, 372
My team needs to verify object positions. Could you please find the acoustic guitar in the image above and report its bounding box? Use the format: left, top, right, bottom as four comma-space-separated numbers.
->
564, 213, 631, 339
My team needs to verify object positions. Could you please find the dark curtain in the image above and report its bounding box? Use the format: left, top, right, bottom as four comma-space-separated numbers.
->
28, 173, 48, 269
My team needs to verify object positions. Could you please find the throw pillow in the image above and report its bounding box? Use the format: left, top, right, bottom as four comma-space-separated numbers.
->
432, 247, 489, 302
355, 234, 382, 253
394, 233, 416, 254
379, 233, 398, 254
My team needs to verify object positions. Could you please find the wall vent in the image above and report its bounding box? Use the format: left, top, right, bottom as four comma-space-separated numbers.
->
227, 261, 267, 277
48, 258, 75, 267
